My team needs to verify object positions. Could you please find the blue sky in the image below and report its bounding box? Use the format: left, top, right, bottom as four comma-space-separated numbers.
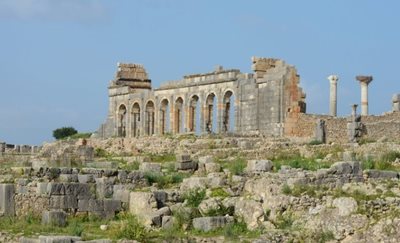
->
0, 0, 399, 145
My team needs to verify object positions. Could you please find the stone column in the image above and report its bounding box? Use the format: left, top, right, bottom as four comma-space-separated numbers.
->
327, 75, 339, 116
392, 94, 400, 112
351, 104, 358, 118
356, 76, 373, 116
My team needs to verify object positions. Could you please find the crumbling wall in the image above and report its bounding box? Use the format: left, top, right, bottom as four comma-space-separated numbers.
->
285, 112, 400, 143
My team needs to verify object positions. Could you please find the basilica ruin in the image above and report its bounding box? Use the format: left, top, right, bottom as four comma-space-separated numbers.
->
95, 57, 306, 138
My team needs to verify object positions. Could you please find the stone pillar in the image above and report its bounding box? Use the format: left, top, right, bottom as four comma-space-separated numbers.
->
356, 76, 373, 116
0, 184, 15, 217
392, 94, 400, 112
327, 75, 339, 116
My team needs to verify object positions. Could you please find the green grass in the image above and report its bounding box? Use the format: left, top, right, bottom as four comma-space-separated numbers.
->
361, 151, 400, 171
218, 157, 247, 175
144, 171, 189, 189
210, 187, 230, 198
183, 188, 206, 208
0, 213, 112, 240
274, 212, 294, 230
69, 133, 92, 139
273, 157, 332, 171
110, 213, 147, 241
148, 153, 176, 163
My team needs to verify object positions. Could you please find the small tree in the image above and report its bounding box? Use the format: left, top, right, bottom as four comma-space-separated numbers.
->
53, 127, 78, 140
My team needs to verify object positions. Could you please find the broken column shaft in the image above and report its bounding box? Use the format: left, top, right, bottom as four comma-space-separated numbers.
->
327, 75, 339, 116
356, 75, 373, 116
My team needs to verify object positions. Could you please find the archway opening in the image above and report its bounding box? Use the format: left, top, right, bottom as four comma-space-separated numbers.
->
160, 99, 170, 135
117, 104, 127, 137
189, 95, 200, 134
222, 91, 235, 133
145, 101, 155, 136
131, 103, 140, 137
205, 93, 217, 133
174, 97, 184, 133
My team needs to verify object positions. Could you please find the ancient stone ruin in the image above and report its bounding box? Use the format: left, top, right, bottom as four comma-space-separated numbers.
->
94, 57, 306, 138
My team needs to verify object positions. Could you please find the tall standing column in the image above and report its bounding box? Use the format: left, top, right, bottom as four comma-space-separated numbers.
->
327, 75, 339, 116
356, 76, 373, 116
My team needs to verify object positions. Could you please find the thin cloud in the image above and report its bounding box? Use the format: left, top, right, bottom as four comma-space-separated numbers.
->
0, 0, 108, 22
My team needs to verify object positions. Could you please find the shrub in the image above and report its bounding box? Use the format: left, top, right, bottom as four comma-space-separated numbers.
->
184, 189, 206, 208
144, 172, 188, 189
69, 132, 92, 139
274, 212, 294, 230
52, 127, 78, 140
227, 157, 246, 175
94, 148, 108, 157
210, 188, 230, 198
111, 214, 147, 241
281, 184, 292, 195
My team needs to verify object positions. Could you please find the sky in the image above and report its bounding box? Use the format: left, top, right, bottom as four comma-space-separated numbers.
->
0, 0, 399, 145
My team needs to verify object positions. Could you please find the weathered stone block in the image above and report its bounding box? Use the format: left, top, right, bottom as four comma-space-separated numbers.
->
192, 216, 228, 232
103, 199, 121, 212
175, 161, 198, 171
364, 170, 398, 179
129, 191, 157, 216
42, 210, 67, 227
161, 215, 175, 229
47, 183, 65, 196
0, 184, 15, 216
49, 195, 78, 209
198, 155, 214, 164
113, 185, 132, 203
64, 183, 93, 200
180, 177, 209, 192
95, 178, 114, 199
59, 174, 79, 183
246, 160, 273, 173
78, 174, 95, 183
139, 163, 162, 172
176, 154, 191, 162
204, 163, 221, 173
38, 235, 81, 243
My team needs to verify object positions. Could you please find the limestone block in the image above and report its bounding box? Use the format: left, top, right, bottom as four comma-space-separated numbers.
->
103, 199, 121, 212
328, 162, 353, 175
64, 183, 93, 200
364, 170, 398, 179
332, 197, 358, 216
235, 198, 264, 230
139, 163, 162, 173
38, 235, 81, 242
129, 191, 157, 216
42, 210, 67, 227
49, 195, 78, 209
113, 185, 134, 203
176, 153, 191, 162
204, 163, 221, 173
342, 151, 356, 161
180, 177, 209, 192
78, 174, 95, 183
59, 174, 79, 183
161, 215, 175, 229
175, 161, 198, 171
0, 184, 15, 216
47, 183, 65, 196
149, 206, 171, 227
78, 199, 104, 212
198, 156, 214, 164
95, 178, 114, 199
37, 182, 49, 195
192, 216, 228, 232
246, 160, 273, 173
19, 237, 40, 243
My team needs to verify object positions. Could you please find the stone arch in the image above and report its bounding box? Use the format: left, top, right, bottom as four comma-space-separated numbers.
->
145, 100, 155, 136
188, 94, 200, 134
117, 104, 127, 137
174, 97, 184, 134
222, 90, 235, 133
131, 102, 141, 137
159, 98, 170, 135
205, 92, 217, 133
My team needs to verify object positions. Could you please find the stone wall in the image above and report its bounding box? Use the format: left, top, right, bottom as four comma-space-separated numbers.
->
285, 112, 400, 143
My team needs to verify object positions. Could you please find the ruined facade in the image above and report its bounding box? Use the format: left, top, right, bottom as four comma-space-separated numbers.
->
95, 57, 306, 138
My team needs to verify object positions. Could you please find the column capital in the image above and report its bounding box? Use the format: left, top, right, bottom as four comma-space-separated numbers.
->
356, 75, 373, 85
327, 75, 339, 83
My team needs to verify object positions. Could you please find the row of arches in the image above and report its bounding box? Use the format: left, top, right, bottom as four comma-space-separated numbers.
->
116, 91, 235, 137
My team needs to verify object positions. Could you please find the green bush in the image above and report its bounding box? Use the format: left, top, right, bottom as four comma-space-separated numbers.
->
94, 148, 108, 157
52, 127, 78, 140
274, 212, 294, 230
144, 172, 188, 189
69, 132, 92, 139
111, 214, 147, 241
227, 157, 247, 175
210, 188, 230, 198
184, 189, 206, 208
